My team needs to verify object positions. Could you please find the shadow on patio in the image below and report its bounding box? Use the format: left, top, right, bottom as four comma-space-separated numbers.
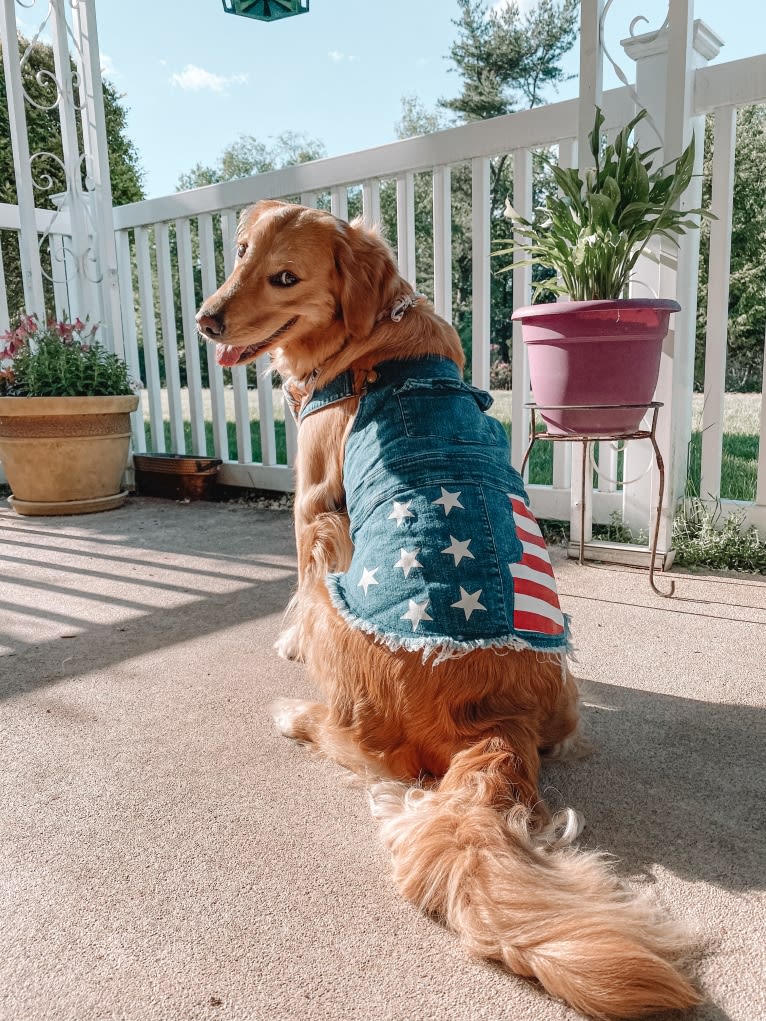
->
1, 495, 764, 1021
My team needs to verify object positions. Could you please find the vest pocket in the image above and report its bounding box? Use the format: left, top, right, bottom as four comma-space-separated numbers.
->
394, 378, 494, 442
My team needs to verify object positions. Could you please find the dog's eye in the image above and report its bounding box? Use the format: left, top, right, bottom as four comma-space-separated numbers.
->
236, 242, 247, 259
270, 270, 299, 287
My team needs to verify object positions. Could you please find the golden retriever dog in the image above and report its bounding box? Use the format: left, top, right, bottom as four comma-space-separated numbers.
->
197, 200, 701, 1019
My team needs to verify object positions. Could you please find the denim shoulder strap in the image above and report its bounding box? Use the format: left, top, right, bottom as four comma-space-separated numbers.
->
299, 370, 356, 422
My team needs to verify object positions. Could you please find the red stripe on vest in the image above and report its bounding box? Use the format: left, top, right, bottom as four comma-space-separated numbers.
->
519, 550, 556, 578
514, 610, 565, 635
513, 577, 561, 609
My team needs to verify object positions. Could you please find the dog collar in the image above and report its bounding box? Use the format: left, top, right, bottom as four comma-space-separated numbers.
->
379, 292, 426, 323
283, 293, 427, 424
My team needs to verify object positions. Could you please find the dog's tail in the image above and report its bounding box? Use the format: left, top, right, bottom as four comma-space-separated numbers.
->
369, 737, 701, 1020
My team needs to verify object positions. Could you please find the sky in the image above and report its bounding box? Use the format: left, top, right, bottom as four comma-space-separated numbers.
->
24, 0, 765, 199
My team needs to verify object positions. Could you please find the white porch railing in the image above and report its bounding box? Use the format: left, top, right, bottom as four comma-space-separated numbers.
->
109, 88, 636, 508
2, 44, 765, 541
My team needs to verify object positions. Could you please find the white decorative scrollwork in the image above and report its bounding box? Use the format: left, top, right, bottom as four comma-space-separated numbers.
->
29, 149, 65, 192
10, 0, 104, 307
599, 0, 667, 144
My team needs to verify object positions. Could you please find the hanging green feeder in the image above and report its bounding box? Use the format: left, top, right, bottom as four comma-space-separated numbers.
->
222, 0, 309, 21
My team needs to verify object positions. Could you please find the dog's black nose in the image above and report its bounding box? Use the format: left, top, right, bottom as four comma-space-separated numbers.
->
196, 311, 225, 339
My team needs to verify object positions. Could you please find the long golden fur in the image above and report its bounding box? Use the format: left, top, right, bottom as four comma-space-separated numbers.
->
197, 200, 702, 1019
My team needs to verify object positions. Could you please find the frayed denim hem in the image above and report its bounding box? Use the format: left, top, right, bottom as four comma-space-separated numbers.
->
325, 578, 572, 668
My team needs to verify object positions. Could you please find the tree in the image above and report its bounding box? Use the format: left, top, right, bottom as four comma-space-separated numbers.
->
174, 131, 326, 387
441, 0, 578, 121
177, 130, 326, 191
396, 0, 578, 382
0, 35, 144, 316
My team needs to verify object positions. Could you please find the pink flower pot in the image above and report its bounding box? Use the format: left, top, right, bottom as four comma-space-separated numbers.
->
511, 299, 680, 435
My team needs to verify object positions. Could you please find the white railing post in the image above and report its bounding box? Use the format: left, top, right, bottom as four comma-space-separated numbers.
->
621, 12, 723, 553
700, 106, 737, 503
432, 166, 452, 322
577, 0, 604, 160
471, 156, 490, 391
361, 180, 381, 228
510, 149, 533, 475
396, 173, 416, 285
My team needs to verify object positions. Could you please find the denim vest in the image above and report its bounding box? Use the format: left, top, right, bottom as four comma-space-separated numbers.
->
300, 357, 569, 664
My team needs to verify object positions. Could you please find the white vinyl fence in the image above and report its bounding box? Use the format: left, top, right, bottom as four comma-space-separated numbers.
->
2, 54, 766, 539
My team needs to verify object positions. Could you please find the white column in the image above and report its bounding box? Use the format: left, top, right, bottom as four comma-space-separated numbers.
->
577, 0, 605, 166
620, 13, 723, 550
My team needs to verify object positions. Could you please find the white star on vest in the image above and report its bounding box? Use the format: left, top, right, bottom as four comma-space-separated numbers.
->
400, 598, 433, 631
388, 500, 415, 527
432, 488, 463, 515
451, 587, 487, 620
357, 566, 380, 595
441, 535, 475, 566
394, 547, 422, 578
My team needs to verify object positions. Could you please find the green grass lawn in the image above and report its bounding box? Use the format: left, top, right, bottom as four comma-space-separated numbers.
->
144, 390, 760, 502
146, 419, 289, 466
685, 431, 758, 501
144, 417, 758, 502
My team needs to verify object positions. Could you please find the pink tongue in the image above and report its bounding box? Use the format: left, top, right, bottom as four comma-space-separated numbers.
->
216, 343, 241, 367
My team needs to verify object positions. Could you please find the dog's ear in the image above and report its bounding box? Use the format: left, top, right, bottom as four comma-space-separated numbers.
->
335, 221, 405, 340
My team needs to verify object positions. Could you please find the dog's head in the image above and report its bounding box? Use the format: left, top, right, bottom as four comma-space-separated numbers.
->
196, 200, 407, 379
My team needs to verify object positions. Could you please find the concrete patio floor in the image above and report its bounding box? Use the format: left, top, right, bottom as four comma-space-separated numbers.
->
1, 494, 764, 1021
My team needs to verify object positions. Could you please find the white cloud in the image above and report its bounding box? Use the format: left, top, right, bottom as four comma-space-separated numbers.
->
170, 64, 249, 93
100, 53, 117, 79
328, 50, 359, 63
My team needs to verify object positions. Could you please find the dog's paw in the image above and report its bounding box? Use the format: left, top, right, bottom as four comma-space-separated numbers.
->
269, 697, 311, 738
273, 626, 304, 662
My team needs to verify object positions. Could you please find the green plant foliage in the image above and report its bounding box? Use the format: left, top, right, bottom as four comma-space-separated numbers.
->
0, 314, 135, 397
177, 131, 326, 191
673, 497, 766, 573
496, 107, 711, 300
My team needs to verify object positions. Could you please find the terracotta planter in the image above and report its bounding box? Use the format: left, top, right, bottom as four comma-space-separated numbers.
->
0, 394, 139, 516
133, 453, 222, 501
511, 298, 680, 435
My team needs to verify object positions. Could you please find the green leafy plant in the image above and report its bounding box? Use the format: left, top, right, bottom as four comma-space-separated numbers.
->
0, 313, 136, 397
496, 106, 711, 300
672, 496, 766, 574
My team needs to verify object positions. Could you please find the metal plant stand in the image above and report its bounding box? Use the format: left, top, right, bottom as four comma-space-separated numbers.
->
521, 402, 673, 597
